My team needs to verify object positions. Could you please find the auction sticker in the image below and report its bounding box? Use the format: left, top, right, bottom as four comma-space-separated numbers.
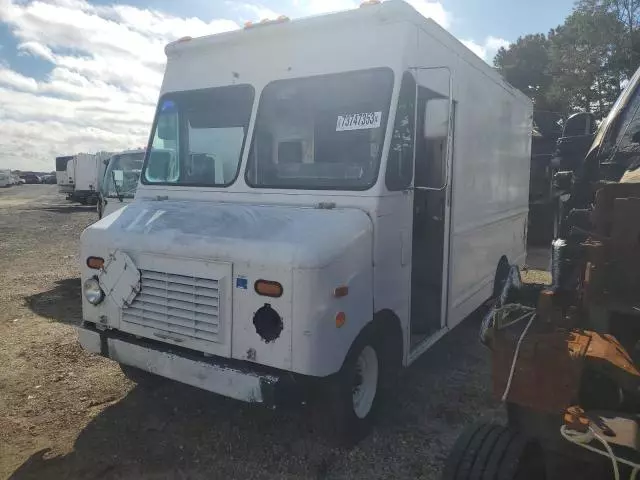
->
336, 112, 382, 131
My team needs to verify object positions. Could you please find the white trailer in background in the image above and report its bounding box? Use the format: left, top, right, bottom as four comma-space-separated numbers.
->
97, 149, 145, 219
73, 152, 112, 204
55, 155, 75, 195
0, 170, 11, 188
77, 0, 532, 441
56, 152, 112, 204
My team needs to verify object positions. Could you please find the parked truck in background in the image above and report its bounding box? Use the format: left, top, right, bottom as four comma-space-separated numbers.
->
0, 170, 12, 188
56, 152, 113, 204
97, 149, 145, 219
76, 0, 532, 442
73, 152, 112, 205
56, 155, 75, 196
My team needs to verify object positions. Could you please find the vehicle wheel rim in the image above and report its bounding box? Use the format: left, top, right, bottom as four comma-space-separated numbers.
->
352, 345, 378, 419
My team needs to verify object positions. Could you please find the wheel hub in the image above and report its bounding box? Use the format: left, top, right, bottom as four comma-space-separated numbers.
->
351, 345, 379, 419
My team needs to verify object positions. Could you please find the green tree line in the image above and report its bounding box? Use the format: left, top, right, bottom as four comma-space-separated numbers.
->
495, 0, 640, 120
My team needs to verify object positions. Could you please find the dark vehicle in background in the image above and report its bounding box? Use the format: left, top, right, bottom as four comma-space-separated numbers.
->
19, 174, 41, 184
42, 174, 57, 184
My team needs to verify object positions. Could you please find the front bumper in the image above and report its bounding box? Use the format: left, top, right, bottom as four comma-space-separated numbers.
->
78, 325, 305, 406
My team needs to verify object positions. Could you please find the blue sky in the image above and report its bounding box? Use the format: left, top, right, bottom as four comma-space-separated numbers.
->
0, 0, 576, 170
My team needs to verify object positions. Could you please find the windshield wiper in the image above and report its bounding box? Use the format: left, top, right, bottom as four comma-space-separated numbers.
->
111, 171, 124, 202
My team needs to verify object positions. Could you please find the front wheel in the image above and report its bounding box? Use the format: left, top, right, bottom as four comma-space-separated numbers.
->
324, 332, 384, 446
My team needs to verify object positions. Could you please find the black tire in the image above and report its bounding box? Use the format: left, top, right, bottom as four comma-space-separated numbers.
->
119, 364, 163, 388
442, 424, 546, 480
324, 328, 384, 446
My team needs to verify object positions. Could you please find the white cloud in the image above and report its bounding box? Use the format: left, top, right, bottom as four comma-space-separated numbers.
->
462, 36, 509, 63
293, 0, 451, 27
0, 0, 480, 171
232, 3, 282, 22
18, 41, 55, 62
292, 0, 358, 15
0, 0, 240, 171
0, 67, 39, 92
405, 0, 451, 28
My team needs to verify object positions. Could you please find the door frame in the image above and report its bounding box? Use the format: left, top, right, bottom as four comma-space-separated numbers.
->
407, 66, 456, 363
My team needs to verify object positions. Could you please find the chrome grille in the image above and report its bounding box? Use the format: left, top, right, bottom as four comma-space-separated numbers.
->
122, 269, 221, 343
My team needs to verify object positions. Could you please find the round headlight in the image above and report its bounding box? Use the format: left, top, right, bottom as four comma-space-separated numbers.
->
83, 278, 104, 305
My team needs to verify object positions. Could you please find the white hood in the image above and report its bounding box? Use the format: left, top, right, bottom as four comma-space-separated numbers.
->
82, 200, 372, 269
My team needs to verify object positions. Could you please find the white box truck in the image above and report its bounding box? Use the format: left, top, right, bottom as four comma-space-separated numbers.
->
56, 155, 75, 195
56, 152, 112, 203
77, 0, 532, 441
73, 152, 112, 204
0, 169, 12, 188
97, 149, 145, 219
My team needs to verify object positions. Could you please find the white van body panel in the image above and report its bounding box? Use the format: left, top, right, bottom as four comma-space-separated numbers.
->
78, 0, 531, 393
74, 154, 100, 194
101, 198, 132, 218
81, 201, 372, 374
75, 153, 111, 196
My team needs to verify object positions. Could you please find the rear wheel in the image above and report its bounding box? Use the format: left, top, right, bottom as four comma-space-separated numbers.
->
443, 423, 546, 480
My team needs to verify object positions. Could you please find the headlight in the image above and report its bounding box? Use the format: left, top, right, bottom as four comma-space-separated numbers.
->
83, 278, 105, 305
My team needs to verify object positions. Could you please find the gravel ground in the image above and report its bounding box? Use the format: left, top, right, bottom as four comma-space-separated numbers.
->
0, 185, 547, 480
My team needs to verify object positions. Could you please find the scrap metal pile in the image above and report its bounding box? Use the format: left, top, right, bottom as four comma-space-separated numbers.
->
447, 181, 640, 480
445, 109, 640, 479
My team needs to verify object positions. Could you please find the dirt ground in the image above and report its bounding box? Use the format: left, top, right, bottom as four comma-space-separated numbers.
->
0, 185, 549, 480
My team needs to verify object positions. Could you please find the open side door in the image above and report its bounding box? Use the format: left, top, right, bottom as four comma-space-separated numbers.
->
408, 66, 455, 360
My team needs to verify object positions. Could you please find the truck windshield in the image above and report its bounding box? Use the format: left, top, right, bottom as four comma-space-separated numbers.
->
142, 85, 255, 187
246, 68, 394, 190
103, 152, 144, 199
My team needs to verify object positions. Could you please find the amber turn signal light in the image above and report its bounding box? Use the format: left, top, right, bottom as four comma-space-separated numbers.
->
334, 286, 349, 298
254, 280, 283, 298
86, 257, 105, 270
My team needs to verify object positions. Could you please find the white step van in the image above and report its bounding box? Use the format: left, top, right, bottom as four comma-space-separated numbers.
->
77, 0, 532, 440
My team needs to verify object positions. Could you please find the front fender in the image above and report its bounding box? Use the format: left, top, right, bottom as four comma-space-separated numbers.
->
290, 228, 374, 377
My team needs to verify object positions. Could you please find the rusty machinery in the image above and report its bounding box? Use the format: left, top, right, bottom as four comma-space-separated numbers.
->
443, 67, 640, 480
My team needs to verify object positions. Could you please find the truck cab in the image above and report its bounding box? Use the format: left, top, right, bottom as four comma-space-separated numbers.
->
77, 0, 532, 441
98, 150, 145, 219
